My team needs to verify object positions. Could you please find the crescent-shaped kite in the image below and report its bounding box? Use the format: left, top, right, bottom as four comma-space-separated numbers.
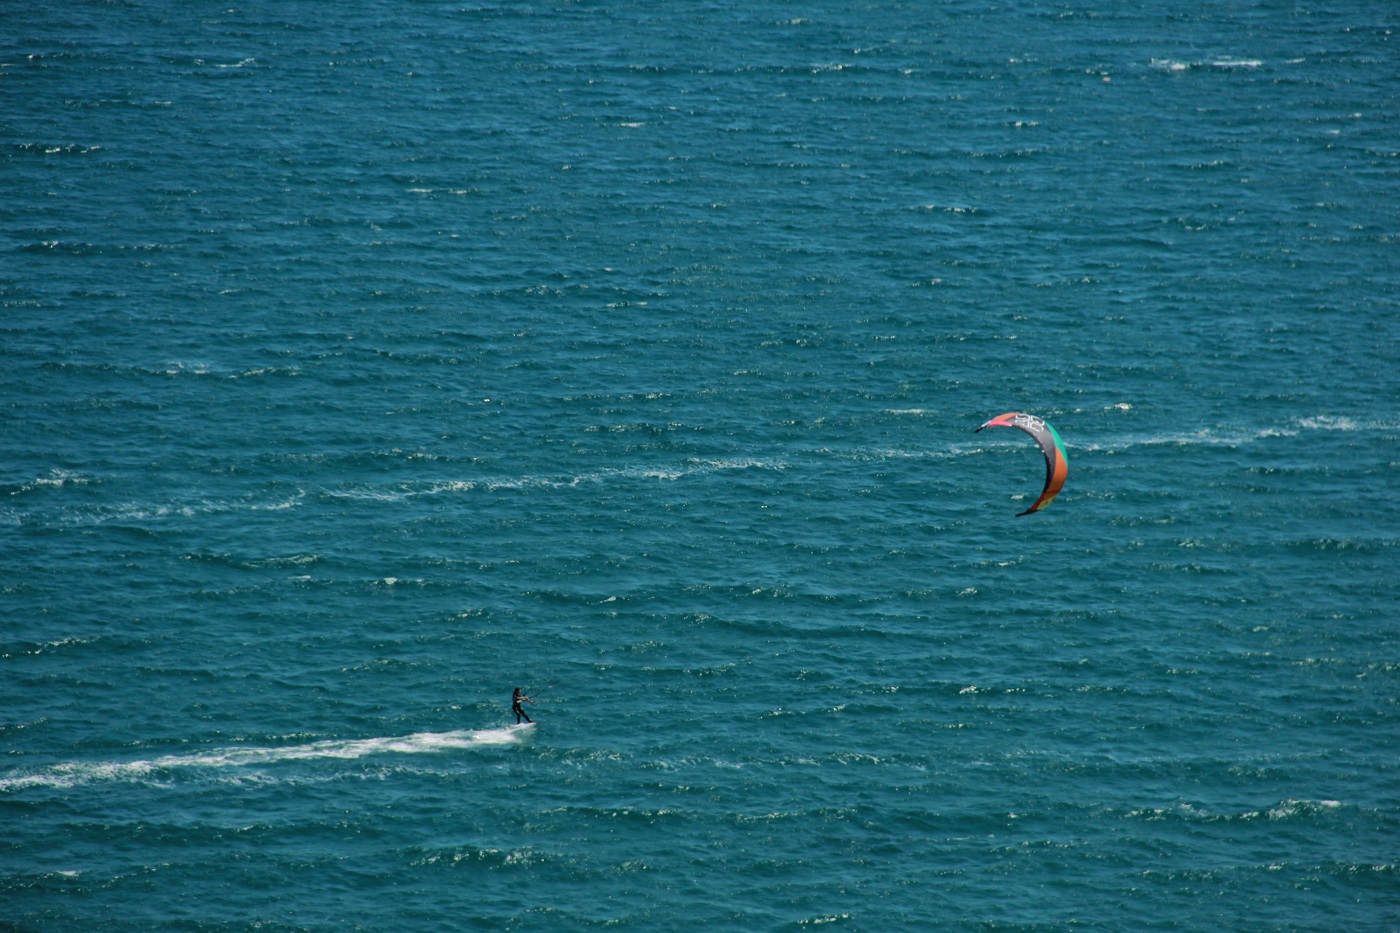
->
975, 412, 1068, 516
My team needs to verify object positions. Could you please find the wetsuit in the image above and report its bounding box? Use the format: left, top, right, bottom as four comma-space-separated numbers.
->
512, 690, 534, 724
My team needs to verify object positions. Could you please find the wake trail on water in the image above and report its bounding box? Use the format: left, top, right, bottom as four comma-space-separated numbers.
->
0, 725, 534, 790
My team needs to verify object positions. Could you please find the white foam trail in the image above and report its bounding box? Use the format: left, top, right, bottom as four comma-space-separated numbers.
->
0, 726, 532, 790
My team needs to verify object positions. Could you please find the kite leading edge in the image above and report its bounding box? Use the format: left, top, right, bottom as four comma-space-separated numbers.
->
976, 412, 1068, 516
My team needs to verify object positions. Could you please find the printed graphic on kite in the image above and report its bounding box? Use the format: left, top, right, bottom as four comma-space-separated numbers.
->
975, 412, 1068, 516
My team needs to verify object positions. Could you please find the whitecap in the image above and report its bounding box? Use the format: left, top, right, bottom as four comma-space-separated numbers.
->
690, 457, 788, 471
1298, 415, 1357, 431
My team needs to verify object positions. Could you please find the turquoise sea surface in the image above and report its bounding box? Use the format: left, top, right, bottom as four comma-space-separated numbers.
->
3, 1, 1398, 930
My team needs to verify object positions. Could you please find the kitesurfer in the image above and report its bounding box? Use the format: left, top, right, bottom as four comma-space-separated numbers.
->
512, 687, 534, 724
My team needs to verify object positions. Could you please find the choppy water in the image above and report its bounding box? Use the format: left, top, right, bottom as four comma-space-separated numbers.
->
3, 1, 1398, 930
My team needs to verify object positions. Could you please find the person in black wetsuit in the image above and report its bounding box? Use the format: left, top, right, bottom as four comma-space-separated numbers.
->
512, 687, 534, 724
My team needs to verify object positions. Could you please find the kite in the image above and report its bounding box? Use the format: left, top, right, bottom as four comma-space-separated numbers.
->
975, 412, 1068, 516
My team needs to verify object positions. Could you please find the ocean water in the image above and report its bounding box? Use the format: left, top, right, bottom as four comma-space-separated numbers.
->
2, 1, 1398, 930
